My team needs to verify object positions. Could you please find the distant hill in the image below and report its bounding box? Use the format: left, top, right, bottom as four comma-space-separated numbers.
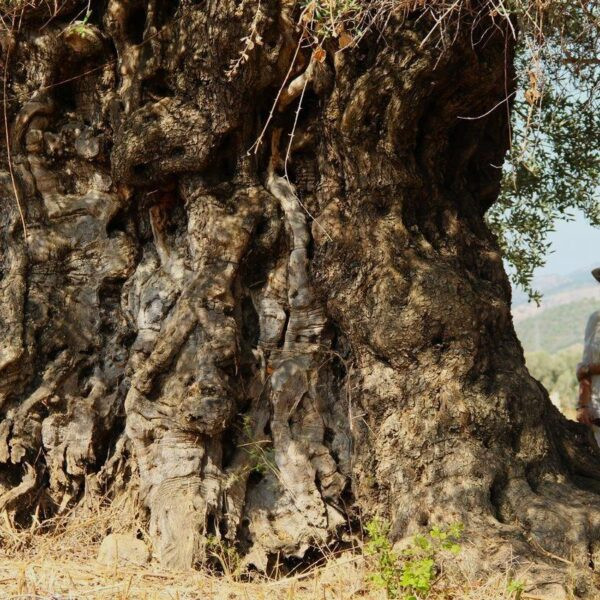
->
512, 266, 598, 308
515, 298, 598, 353
513, 267, 600, 354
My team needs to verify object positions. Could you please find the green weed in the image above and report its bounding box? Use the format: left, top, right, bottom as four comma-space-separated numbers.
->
507, 579, 525, 599
365, 519, 463, 599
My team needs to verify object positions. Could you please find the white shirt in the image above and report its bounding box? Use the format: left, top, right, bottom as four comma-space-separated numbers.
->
582, 310, 600, 417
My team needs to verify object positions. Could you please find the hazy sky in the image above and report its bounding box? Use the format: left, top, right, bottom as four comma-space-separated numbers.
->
538, 211, 600, 276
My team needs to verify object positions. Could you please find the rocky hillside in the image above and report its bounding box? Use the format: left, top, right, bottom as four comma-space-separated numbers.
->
514, 267, 600, 354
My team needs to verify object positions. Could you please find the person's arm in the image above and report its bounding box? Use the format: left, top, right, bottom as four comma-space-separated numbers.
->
577, 362, 600, 381
577, 378, 595, 425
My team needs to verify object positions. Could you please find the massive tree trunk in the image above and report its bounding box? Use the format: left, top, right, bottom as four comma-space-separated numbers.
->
1, 0, 600, 590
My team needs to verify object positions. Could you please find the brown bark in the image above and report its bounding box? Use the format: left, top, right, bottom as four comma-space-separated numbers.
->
1, 1, 599, 593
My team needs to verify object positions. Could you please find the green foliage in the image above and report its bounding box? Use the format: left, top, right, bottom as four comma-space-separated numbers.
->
365, 519, 463, 599
525, 347, 580, 415
507, 579, 525, 599
300, 0, 364, 42
66, 11, 94, 39
365, 519, 400, 598
489, 1, 600, 299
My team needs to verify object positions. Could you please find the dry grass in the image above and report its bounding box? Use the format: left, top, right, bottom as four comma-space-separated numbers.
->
0, 490, 373, 599
0, 554, 373, 600
0, 496, 553, 600
0, 549, 537, 600
0, 545, 550, 600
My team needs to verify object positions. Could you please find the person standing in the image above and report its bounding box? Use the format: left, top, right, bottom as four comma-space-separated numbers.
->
576, 268, 600, 445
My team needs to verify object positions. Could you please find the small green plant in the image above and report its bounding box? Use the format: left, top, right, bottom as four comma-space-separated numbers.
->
301, 0, 363, 41
365, 519, 400, 598
66, 10, 94, 38
365, 519, 463, 600
507, 579, 525, 599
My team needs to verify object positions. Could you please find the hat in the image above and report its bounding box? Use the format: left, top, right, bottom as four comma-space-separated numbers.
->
593, 268, 600, 283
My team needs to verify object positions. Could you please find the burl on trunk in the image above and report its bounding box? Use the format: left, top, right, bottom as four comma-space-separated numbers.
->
1, 0, 599, 589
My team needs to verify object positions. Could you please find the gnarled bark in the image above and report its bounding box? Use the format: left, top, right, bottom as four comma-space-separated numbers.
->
1, 1, 599, 593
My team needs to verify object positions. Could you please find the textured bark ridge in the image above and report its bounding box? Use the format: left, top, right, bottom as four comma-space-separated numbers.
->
2, 0, 600, 589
